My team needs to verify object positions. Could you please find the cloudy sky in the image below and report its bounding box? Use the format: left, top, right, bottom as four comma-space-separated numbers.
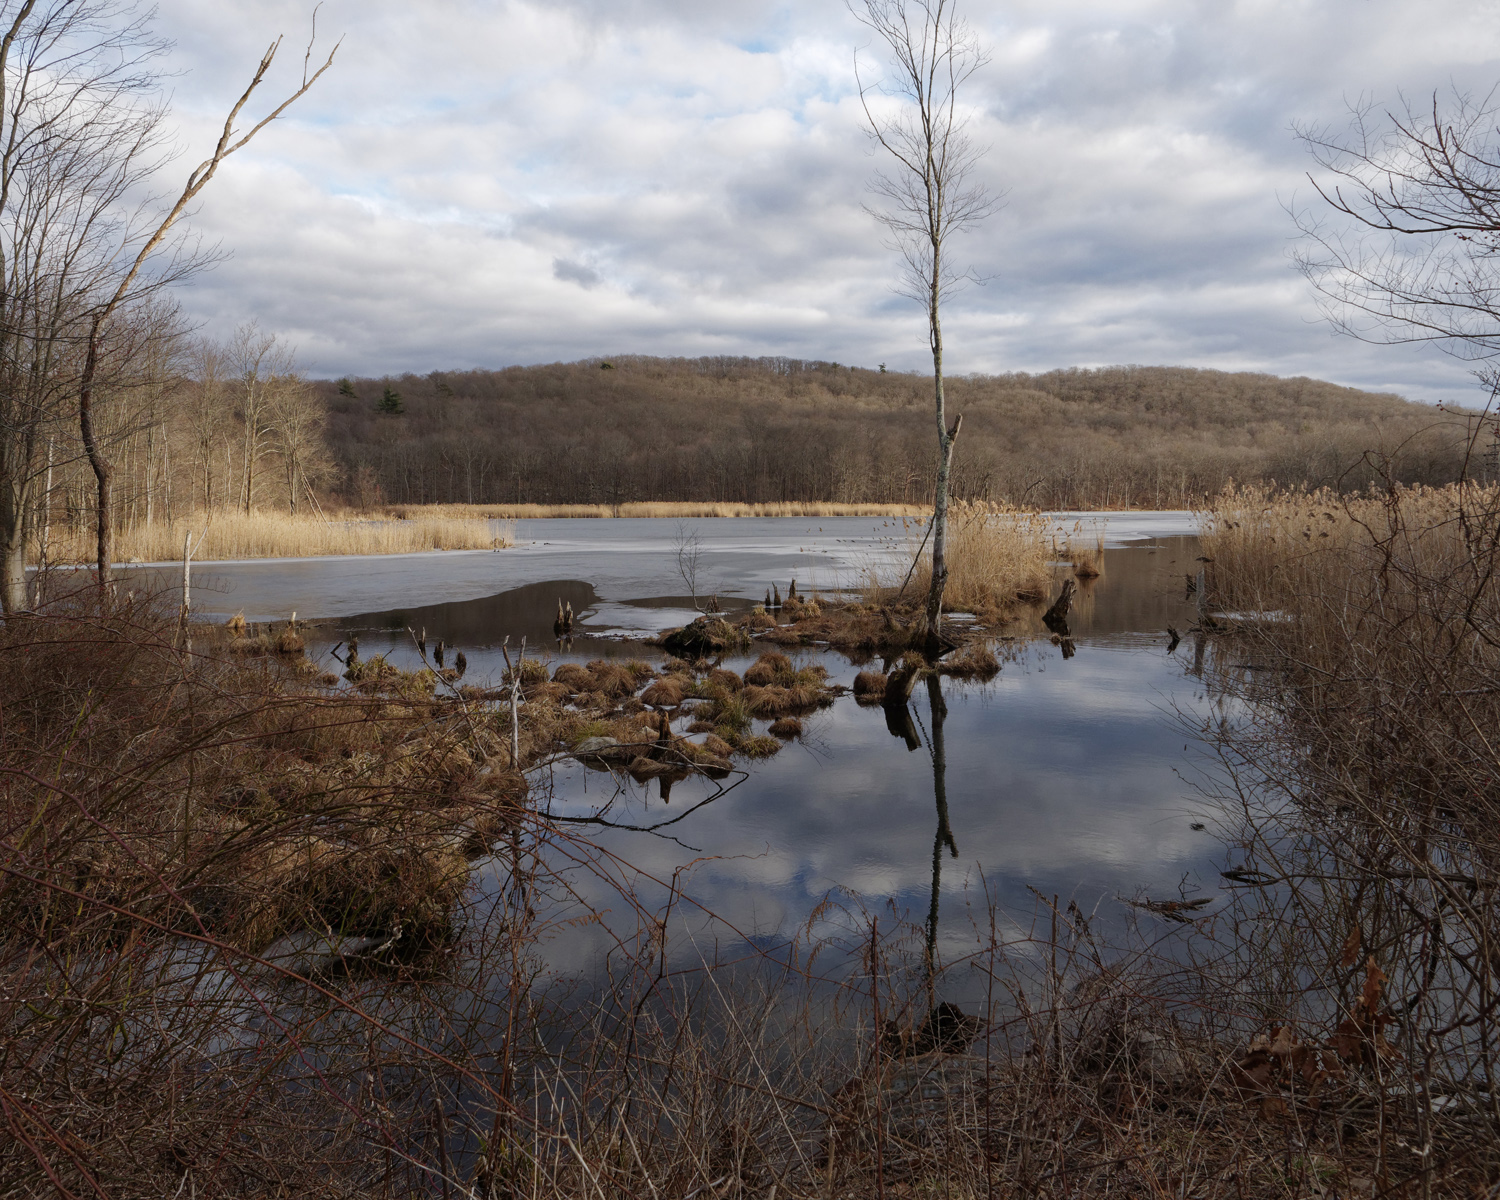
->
146, 0, 1500, 402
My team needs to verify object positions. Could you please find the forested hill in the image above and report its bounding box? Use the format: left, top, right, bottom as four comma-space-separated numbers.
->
319, 357, 1471, 510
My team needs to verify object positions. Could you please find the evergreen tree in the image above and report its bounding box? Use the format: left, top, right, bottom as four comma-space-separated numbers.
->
337, 378, 356, 397
378, 384, 404, 415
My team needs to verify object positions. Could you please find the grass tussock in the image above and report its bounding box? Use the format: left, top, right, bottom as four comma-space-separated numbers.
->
40, 509, 514, 563
937, 640, 1001, 679
1065, 529, 1106, 578
685, 652, 839, 739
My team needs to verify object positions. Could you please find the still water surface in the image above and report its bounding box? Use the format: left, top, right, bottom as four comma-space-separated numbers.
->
154, 515, 1228, 973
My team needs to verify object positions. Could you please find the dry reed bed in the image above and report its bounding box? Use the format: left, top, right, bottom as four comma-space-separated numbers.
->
1190, 480, 1500, 1192
38, 509, 513, 563
387, 499, 930, 520
866, 499, 1054, 617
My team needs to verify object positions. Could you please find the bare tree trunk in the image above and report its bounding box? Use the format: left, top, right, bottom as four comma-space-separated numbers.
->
855, 0, 990, 654
161, 429, 170, 523
924, 263, 963, 648
33, 439, 52, 607
78, 327, 114, 594
145, 421, 154, 527
0, 473, 27, 614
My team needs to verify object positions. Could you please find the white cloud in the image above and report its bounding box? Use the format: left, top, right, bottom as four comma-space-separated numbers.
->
145, 0, 1500, 401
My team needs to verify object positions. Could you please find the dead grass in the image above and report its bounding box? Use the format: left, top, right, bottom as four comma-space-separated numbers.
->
1065, 529, 1106, 578
853, 669, 888, 701
937, 641, 1001, 679
0, 603, 528, 959
1188, 478, 1500, 1194
743, 650, 794, 686
868, 500, 1053, 615
40, 509, 514, 563
6, 576, 1491, 1195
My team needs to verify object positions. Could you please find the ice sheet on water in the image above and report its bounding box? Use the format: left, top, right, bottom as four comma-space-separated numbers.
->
1044, 510, 1201, 546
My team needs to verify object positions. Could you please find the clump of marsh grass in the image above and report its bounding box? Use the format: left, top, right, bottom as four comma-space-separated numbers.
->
853, 669, 888, 702
937, 640, 1000, 679
1067, 531, 1106, 578
867, 500, 1052, 615
743, 650, 794, 686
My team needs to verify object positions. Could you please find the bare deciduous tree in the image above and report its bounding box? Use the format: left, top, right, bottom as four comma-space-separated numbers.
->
182, 338, 231, 513
266, 370, 332, 514
1294, 91, 1500, 375
852, 0, 997, 648
76, 11, 337, 592
229, 321, 294, 514
0, 0, 175, 613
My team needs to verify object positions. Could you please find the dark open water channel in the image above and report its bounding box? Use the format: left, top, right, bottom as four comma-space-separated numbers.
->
138, 514, 1227, 977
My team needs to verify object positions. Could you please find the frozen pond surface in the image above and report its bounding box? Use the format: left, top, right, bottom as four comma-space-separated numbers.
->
123, 513, 1223, 976
122, 511, 1201, 629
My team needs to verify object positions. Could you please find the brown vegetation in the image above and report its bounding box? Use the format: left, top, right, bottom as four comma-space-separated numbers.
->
316, 358, 1472, 511
1, 598, 526, 956
9, 549, 1496, 1194
38, 508, 514, 563
873, 500, 1054, 615
393, 500, 927, 519
1190, 479, 1500, 1192
936, 640, 1001, 679
1066, 530, 1106, 578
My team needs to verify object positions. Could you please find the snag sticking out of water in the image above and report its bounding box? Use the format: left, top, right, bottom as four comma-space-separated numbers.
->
1043, 578, 1076, 633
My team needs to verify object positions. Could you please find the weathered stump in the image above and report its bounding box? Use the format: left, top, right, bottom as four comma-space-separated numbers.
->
1043, 578, 1076, 632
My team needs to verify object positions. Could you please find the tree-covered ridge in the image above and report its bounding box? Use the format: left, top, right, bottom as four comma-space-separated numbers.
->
321, 358, 1470, 510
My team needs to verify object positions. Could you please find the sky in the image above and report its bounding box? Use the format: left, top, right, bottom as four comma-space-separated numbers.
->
143, 0, 1500, 403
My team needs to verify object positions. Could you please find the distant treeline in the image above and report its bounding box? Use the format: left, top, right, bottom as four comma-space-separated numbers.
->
319, 357, 1476, 510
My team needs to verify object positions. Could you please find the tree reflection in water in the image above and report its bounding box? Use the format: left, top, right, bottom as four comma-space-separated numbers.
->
884, 671, 959, 1006
922, 672, 958, 1001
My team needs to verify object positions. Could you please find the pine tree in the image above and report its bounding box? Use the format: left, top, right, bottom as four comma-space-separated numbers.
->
378, 384, 404, 415
337, 378, 356, 397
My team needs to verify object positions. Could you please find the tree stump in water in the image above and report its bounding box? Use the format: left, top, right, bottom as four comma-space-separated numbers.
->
883, 656, 924, 709
1043, 578, 1076, 632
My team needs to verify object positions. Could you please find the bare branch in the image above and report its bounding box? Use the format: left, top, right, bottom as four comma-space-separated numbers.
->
1293, 87, 1500, 365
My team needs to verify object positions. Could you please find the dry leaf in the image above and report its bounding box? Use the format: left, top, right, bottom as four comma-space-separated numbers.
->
1340, 924, 1361, 969
1268, 1025, 1302, 1060
1360, 955, 1385, 1018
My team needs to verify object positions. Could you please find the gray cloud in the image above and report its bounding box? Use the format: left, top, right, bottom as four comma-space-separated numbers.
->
147, 0, 1500, 402
552, 257, 601, 288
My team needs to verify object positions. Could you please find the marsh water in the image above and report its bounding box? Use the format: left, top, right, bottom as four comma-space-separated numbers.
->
136, 514, 1228, 977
